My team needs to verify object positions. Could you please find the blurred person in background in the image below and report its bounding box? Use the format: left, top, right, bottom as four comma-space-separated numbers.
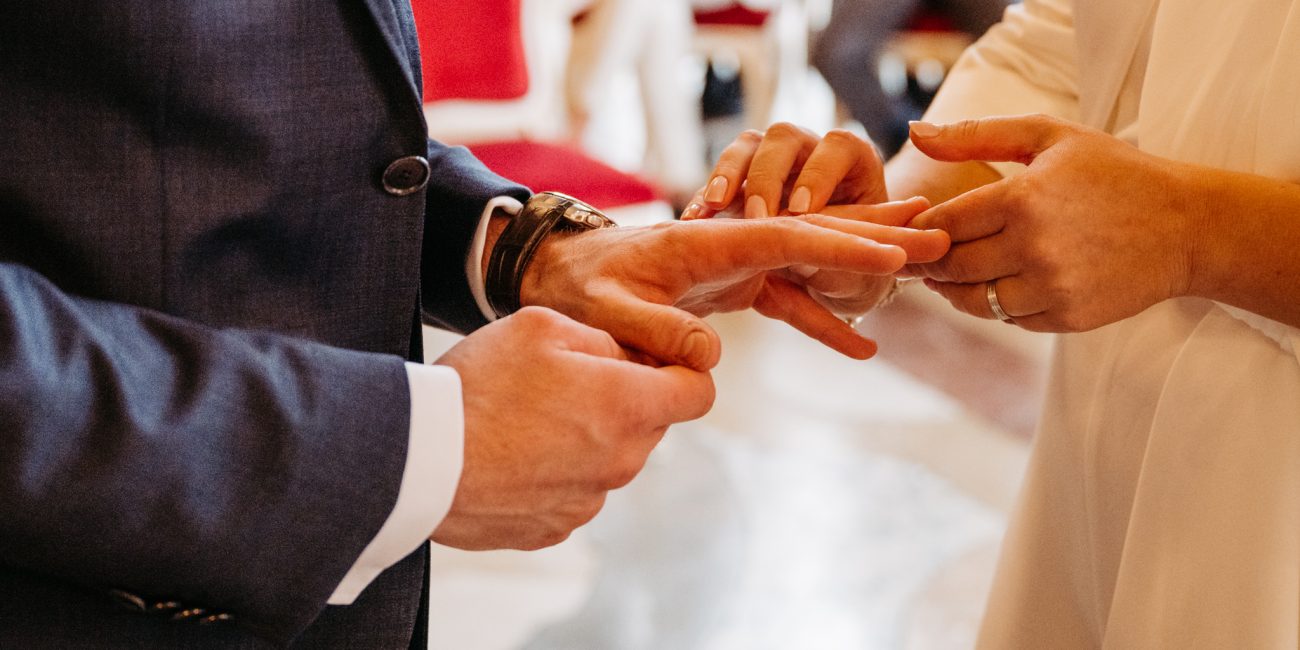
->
812, 0, 1010, 155
689, 0, 1300, 646
567, 0, 710, 205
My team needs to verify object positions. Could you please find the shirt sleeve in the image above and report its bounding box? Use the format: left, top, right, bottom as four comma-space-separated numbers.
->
327, 362, 465, 604
921, 0, 1081, 178
466, 195, 525, 322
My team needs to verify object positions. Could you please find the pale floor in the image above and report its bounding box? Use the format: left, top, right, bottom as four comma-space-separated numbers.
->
421, 309, 1032, 650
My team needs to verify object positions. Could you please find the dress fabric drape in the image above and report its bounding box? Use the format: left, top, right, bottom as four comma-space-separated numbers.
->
923, 0, 1300, 647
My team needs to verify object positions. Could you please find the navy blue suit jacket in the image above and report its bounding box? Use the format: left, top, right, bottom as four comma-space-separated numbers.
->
0, 1, 529, 646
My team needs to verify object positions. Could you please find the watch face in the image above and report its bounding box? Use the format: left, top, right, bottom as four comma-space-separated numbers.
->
539, 191, 616, 230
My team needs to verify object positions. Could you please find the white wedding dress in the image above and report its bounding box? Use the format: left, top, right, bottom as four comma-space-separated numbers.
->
923, 0, 1300, 646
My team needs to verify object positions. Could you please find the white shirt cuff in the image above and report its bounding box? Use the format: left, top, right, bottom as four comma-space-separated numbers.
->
467, 196, 525, 322
327, 362, 465, 605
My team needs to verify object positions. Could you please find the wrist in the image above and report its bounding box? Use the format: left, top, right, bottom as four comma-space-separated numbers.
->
480, 211, 512, 283
483, 192, 617, 318
1174, 165, 1222, 302
518, 229, 582, 309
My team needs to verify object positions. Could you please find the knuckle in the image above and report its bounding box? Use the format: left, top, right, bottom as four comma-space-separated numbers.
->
738, 129, 764, 145
512, 305, 558, 328
603, 460, 643, 490
939, 254, 971, 282
955, 119, 982, 141
765, 121, 801, 141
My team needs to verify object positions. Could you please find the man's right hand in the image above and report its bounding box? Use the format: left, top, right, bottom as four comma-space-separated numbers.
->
429, 306, 714, 551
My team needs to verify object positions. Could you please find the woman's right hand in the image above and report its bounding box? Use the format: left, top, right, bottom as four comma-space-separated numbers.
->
681, 123, 947, 316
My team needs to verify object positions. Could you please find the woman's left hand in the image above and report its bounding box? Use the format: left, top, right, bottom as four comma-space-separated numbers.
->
906, 114, 1200, 332
682, 123, 947, 316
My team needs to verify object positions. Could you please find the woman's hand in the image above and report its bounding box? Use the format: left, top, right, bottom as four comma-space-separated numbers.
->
681, 123, 948, 315
904, 115, 1200, 332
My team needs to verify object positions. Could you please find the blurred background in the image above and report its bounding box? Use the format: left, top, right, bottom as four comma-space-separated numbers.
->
415, 1, 1039, 648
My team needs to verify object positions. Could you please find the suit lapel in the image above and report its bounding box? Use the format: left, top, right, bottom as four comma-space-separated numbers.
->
1074, 0, 1159, 129
359, 0, 422, 100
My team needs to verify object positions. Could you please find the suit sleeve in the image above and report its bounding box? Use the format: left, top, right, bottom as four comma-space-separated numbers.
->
0, 261, 412, 644
419, 139, 531, 334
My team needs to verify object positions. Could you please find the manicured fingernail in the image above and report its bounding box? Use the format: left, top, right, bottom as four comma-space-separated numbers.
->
681, 203, 702, 220
788, 187, 811, 214
909, 121, 940, 138
745, 195, 768, 219
704, 176, 728, 204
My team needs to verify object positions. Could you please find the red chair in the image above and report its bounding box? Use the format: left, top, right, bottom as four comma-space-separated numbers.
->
691, 1, 806, 130
411, 0, 671, 225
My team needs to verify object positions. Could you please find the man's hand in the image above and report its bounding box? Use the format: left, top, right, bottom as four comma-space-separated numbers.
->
431, 307, 714, 551
519, 214, 949, 368
905, 115, 1198, 332
677, 123, 949, 320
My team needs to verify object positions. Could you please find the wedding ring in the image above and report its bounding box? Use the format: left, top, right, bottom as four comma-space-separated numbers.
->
986, 280, 1013, 322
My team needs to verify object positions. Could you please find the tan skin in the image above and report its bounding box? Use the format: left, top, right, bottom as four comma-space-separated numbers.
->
693, 115, 1300, 333
432, 207, 949, 551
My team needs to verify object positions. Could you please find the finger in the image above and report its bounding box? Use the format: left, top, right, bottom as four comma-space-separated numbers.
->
581, 288, 723, 371
907, 183, 1008, 242
910, 234, 1018, 283
922, 276, 1048, 321
704, 129, 764, 209
795, 214, 950, 263
510, 306, 629, 360
679, 187, 709, 221
799, 269, 887, 304
686, 218, 909, 276
744, 122, 820, 218
751, 275, 877, 359
788, 129, 886, 213
909, 114, 1071, 165
821, 196, 930, 226
605, 361, 717, 427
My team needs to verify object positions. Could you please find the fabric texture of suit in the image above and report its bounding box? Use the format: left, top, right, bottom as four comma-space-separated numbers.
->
0, 1, 528, 646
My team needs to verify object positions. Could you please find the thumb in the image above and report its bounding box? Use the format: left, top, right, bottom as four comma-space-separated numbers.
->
582, 290, 723, 371
908, 114, 1070, 165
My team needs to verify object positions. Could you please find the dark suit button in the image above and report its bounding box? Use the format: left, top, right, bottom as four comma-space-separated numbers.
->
382, 155, 430, 196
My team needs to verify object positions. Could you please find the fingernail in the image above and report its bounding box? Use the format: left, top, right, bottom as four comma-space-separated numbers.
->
682, 330, 709, 366
788, 187, 811, 214
704, 176, 728, 204
681, 203, 702, 220
745, 195, 768, 219
790, 263, 817, 279
909, 121, 940, 138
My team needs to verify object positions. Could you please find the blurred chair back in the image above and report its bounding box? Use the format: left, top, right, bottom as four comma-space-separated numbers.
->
410, 0, 670, 222
414, 0, 574, 143
414, 0, 529, 103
